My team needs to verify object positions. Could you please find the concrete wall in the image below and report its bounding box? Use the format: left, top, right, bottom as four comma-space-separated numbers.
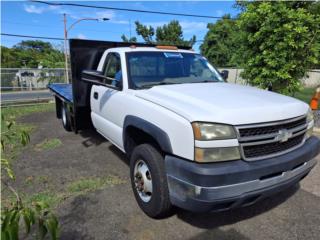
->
218, 68, 320, 88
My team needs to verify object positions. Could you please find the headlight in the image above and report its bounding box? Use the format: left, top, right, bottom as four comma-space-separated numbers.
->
307, 108, 314, 123
195, 147, 240, 162
306, 108, 314, 139
192, 122, 236, 140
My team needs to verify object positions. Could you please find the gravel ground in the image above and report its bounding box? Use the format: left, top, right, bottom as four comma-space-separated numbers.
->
11, 110, 320, 240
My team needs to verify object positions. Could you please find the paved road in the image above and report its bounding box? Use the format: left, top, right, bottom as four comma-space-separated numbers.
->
1, 90, 52, 102
15, 110, 320, 240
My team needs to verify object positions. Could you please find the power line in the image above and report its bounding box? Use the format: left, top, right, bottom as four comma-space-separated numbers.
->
2, 21, 128, 35
32, 1, 222, 19
1, 33, 64, 41
1, 33, 205, 48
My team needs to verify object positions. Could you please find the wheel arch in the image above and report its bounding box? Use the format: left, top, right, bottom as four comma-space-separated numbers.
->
123, 115, 173, 156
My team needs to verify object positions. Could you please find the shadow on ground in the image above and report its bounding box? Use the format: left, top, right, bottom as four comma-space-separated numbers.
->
176, 185, 299, 229
79, 129, 107, 148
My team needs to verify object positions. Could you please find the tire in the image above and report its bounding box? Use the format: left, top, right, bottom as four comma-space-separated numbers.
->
130, 144, 172, 218
61, 104, 72, 132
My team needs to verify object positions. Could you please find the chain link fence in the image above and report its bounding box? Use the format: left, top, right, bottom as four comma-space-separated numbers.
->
0, 68, 66, 91
217, 68, 320, 88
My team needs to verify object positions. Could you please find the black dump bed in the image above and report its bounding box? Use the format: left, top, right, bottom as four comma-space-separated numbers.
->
51, 39, 191, 132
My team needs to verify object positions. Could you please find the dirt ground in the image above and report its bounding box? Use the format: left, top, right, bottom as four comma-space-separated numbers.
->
10, 110, 320, 240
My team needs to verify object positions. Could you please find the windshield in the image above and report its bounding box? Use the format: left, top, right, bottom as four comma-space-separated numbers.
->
126, 51, 224, 89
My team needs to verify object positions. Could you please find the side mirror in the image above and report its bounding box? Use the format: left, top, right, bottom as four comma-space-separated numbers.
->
82, 70, 104, 82
81, 70, 121, 90
220, 70, 229, 81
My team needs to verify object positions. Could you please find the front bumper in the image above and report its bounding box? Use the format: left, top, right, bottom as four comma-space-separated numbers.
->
165, 136, 320, 212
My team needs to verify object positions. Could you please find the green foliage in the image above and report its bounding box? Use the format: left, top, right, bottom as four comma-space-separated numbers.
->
121, 35, 137, 43
123, 20, 196, 47
26, 192, 62, 208
237, 1, 320, 94
1, 40, 64, 68
135, 21, 155, 43
1, 109, 59, 240
155, 20, 196, 46
1, 201, 58, 240
293, 87, 316, 103
67, 176, 126, 194
201, 14, 241, 67
35, 138, 62, 151
1, 104, 54, 161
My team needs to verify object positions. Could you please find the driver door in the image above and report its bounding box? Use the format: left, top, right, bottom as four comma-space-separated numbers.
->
91, 52, 124, 148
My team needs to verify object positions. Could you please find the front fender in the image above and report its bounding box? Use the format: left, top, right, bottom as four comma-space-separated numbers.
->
123, 115, 173, 154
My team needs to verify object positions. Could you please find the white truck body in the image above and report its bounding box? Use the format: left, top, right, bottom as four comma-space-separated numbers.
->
49, 41, 319, 217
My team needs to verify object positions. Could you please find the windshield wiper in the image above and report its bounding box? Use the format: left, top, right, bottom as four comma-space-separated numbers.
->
138, 81, 181, 89
188, 80, 219, 84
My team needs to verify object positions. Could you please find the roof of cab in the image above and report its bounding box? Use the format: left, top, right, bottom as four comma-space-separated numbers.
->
106, 46, 195, 54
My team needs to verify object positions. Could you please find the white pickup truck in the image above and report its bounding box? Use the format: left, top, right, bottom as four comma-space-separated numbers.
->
49, 39, 319, 218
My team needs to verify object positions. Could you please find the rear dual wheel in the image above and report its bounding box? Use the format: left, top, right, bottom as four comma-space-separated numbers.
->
61, 104, 72, 132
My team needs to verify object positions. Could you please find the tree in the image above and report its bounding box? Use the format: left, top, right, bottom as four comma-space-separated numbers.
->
1, 40, 64, 68
121, 35, 137, 43
1, 46, 19, 68
122, 20, 196, 47
155, 20, 196, 46
14, 40, 54, 53
135, 21, 155, 43
200, 14, 240, 67
237, 1, 320, 94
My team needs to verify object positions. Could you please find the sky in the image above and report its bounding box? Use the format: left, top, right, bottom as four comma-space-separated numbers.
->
1, 1, 240, 52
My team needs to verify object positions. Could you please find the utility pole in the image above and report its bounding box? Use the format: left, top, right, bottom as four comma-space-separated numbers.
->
63, 13, 69, 84
62, 14, 108, 84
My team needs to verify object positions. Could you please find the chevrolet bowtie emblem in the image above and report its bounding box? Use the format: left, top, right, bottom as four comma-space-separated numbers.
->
276, 129, 292, 142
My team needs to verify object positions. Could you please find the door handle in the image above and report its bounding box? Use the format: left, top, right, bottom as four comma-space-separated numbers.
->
93, 92, 99, 100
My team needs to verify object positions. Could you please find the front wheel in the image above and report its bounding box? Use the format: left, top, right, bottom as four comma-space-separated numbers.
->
130, 144, 172, 218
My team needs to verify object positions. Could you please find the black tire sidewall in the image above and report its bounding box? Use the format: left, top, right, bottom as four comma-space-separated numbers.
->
130, 144, 171, 218
61, 104, 71, 131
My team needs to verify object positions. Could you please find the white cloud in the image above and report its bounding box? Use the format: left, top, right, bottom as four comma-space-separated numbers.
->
24, 4, 45, 14
95, 10, 115, 20
180, 21, 207, 33
216, 10, 225, 17
77, 34, 87, 39
110, 19, 129, 25
48, 5, 61, 11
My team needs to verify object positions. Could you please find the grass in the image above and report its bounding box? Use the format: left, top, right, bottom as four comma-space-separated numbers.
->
22, 176, 126, 209
67, 175, 126, 194
35, 138, 62, 151
1, 103, 55, 161
2, 175, 126, 210
1, 103, 55, 121
293, 88, 315, 104
25, 191, 64, 208
0, 103, 126, 212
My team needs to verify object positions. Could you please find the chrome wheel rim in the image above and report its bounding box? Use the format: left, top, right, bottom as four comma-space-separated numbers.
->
134, 159, 152, 202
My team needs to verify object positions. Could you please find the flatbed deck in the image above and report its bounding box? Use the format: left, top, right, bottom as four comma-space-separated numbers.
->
48, 83, 73, 103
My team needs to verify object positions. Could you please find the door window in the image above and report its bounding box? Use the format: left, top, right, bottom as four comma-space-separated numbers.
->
103, 53, 122, 88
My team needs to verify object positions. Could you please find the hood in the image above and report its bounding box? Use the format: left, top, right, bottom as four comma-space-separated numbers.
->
135, 82, 309, 125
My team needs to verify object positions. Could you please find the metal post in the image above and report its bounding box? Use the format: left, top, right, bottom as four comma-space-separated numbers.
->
63, 13, 69, 84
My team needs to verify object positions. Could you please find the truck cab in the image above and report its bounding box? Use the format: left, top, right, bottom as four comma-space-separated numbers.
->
49, 39, 319, 218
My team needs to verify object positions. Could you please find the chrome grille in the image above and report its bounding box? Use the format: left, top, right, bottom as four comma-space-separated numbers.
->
236, 116, 307, 161
239, 117, 306, 137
